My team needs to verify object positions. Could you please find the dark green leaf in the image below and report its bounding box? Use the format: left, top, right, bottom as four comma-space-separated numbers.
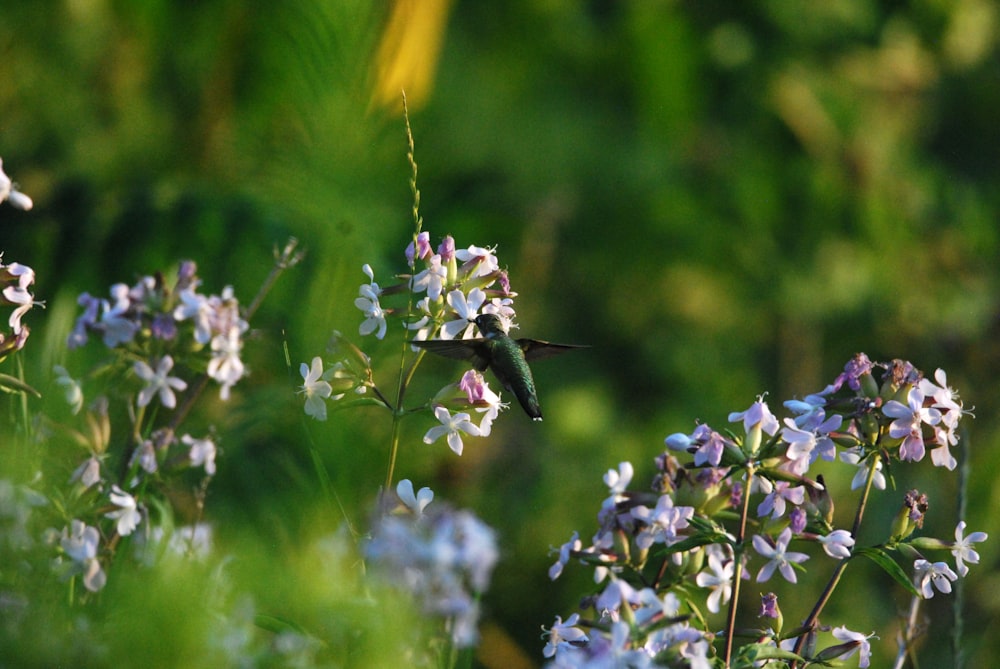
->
0, 373, 41, 397
856, 546, 921, 597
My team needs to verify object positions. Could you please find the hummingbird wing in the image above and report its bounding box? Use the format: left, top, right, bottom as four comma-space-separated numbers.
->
410, 338, 492, 372
517, 339, 589, 362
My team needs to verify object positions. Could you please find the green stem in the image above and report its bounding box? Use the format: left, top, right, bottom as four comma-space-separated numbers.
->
953, 428, 970, 669
384, 348, 425, 491
155, 374, 211, 449
790, 453, 881, 666
141, 240, 301, 456
245, 238, 304, 321
723, 464, 756, 668
383, 94, 425, 495
892, 593, 922, 669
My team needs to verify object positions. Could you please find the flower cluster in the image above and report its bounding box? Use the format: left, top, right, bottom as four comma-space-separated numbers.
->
58, 519, 106, 592
68, 261, 248, 400
0, 255, 39, 361
51, 395, 218, 592
422, 369, 504, 454
39, 369, 220, 596
365, 479, 499, 649
300, 231, 512, 453
354, 231, 515, 345
297, 331, 377, 421
543, 355, 984, 668
39, 256, 271, 596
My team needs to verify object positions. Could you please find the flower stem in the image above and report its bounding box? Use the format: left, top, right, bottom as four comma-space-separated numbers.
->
383, 94, 425, 495
723, 464, 756, 667
790, 454, 880, 666
144, 242, 301, 457
384, 349, 426, 491
245, 238, 304, 321
403, 91, 423, 236
952, 428, 970, 669
892, 593, 922, 669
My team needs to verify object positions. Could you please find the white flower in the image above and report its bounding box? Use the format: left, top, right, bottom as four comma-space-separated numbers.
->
603, 461, 634, 495
756, 480, 805, 519
542, 613, 588, 659
355, 264, 388, 339
105, 485, 142, 536
913, 559, 958, 598
818, 529, 855, 559
3, 282, 38, 335
440, 288, 487, 340
207, 326, 245, 399
53, 365, 84, 414
883, 387, 941, 462
134, 355, 188, 409
839, 449, 885, 491
60, 520, 106, 592
548, 531, 581, 581
695, 546, 734, 613
952, 521, 987, 577
646, 623, 712, 669
595, 577, 642, 620
423, 406, 481, 456
163, 523, 213, 559
173, 289, 213, 344
728, 398, 780, 437
364, 506, 497, 649
753, 528, 809, 583
780, 414, 840, 475
410, 255, 447, 300
455, 244, 499, 278
396, 479, 433, 515
182, 434, 217, 475
585, 621, 651, 667
61, 519, 99, 563
99, 284, 138, 347
631, 495, 694, 549
299, 357, 333, 420
406, 296, 434, 343
0, 158, 33, 210
634, 587, 680, 625
831, 626, 876, 668
458, 370, 505, 436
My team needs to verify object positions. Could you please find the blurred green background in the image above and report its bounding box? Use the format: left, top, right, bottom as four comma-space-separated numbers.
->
3, 0, 999, 666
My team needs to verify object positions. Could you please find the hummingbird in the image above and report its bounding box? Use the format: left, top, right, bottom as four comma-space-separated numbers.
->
411, 313, 587, 421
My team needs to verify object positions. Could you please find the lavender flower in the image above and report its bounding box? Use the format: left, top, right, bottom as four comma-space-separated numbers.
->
365, 503, 498, 648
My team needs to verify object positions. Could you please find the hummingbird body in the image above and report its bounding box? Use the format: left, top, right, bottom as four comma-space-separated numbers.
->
412, 313, 586, 421
476, 318, 543, 419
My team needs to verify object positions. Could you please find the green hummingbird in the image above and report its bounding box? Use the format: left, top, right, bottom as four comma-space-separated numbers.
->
411, 313, 587, 421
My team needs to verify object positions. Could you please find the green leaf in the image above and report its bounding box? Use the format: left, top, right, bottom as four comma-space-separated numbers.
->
329, 396, 390, 412
0, 373, 41, 397
664, 533, 727, 554
756, 467, 822, 489
735, 642, 805, 663
855, 546, 921, 597
254, 613, 311, 636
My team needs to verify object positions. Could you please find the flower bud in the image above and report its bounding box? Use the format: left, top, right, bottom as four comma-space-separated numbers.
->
889, 489, 928, 543
759, 592, 783, 634
439, 235, 458, 286
909, 536, 949, 551
859, 370, 880, 398
806, 474, 834, 526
